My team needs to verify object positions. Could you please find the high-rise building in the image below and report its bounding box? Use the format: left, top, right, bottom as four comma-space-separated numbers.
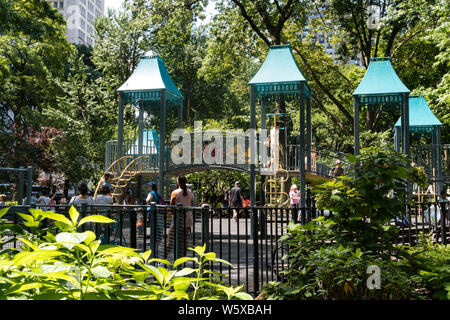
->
47, 0, 105, 47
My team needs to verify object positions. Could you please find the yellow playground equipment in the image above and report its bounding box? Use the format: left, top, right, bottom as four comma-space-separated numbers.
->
93, 155, 157, 203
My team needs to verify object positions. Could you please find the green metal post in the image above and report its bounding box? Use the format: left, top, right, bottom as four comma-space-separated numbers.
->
306, 89, 312, 172
159, 90, 166, 197
118, 92, 124, 159
18, 166, 24, 205
299, 82, 306, 208
261, 96, 266, 206
26, 166, 32, 206
250, 85, 256, 207
353, 95, 360, 155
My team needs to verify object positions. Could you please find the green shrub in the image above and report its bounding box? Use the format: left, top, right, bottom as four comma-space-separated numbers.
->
407, 233, 450, 300
0, 207, 252, 300
260, 219, 424, 300
260, 148, 431, 300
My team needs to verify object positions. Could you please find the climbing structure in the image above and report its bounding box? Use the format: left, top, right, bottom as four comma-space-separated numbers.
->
248, 44, 312, 207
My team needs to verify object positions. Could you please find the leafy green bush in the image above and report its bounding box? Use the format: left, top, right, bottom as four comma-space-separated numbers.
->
314, 147, 427, 253
0, 207, 252, 300
259, 219, 424, 300
259, 148, 432, 300
406, 233, 450, 300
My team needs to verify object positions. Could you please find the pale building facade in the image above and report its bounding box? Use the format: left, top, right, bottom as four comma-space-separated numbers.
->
47, 0, 105, 47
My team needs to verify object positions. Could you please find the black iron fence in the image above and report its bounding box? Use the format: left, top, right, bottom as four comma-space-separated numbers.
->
1, 201, 449, 295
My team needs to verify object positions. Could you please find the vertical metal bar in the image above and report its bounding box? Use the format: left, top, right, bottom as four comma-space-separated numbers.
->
26, 166, 32, 206
118, 91, 124, 159
306, 90, 312, 172
403, 93, 410, 158
299, 82, 306, 208
159, 90, 166, 198
18, 166, 24, 206
353, 95, 360, 155
252, 206, 259, 294
250, 85, 256, 208
436, 126, 442, 196
201, 204, 210, 252
138, 100, 144, 170
150, 202, 157, 257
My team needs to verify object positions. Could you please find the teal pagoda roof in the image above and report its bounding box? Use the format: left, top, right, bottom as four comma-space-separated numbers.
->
118, 55, 183, 107
248, 45, 309, 100
353, 57, 410, 109
394, 95, 442, 135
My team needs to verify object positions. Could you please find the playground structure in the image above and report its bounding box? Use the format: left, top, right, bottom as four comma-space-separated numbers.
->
97, 46, 447, 206
0, 167, 33, 206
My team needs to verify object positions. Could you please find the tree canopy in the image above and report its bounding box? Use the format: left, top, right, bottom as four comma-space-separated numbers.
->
0, 0, 448, 197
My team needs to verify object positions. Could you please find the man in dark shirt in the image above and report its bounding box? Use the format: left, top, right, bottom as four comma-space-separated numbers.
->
230, 181, 244, 221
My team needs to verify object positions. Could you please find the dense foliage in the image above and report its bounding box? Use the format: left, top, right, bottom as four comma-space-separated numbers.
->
258, 147, 448, 300
0, 0, 448, 199
0, 206, 252, 300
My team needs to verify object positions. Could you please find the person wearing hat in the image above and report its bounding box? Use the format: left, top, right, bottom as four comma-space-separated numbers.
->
289, 184, 300, 208
329, 159, 344, 178
145, 181, 164, 239
230, 181, 244, 221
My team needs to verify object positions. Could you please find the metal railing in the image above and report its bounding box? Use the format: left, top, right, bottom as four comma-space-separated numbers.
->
2, 201, 448, 295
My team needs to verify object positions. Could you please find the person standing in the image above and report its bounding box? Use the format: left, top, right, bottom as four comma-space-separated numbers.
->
230, 181, 244, 221
222, 186, 229, 208
146, 182, 164, 240
36, 189, 51, 211
329, 159, 344, 178
166, 175, 193, 257
95, 185, 114, 214
69, 182, 94, 213
289, 184, 300, 209
103, 173, 114, 194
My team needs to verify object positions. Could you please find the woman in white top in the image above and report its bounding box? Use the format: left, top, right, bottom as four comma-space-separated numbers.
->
165, 175, 193, 257
94, 185, 114, 214
69, 182, 94, 213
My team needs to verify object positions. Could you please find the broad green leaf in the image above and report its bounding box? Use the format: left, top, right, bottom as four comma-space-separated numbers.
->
0, 207, 10, 219
173, 256, 197, 268
190, 244, 206, 256
78, 215, 116, 226
91, 266, 111, 278
234, 292, 254, 300
174, 268, 196, 277
172, 277, 192, 292
56, 232, 88, 250
40, 211, 71, 226
8, 282, 42, 294
69, 206, 80, 225
84, 231, 97, 244
204, 252, 216, 260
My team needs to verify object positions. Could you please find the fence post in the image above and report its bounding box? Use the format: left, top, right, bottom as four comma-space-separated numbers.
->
150, 202, 157, 257
441, 201, 447, 245
252, 206, 260, 294
18, 166, 24, 206
26, 166, 32, 205
201, 204, 210, 252
129, 204, 137, 249
174, 203, 183, 260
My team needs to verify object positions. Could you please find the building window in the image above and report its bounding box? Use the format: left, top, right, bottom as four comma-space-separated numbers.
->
80, 6, 86, 17
59, 1, 63, 9
78, 29, 85, 41
80, 19, 85, 30
87, 13, 93, 23
80, 0, 86, 5
88, 1, 94, 12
